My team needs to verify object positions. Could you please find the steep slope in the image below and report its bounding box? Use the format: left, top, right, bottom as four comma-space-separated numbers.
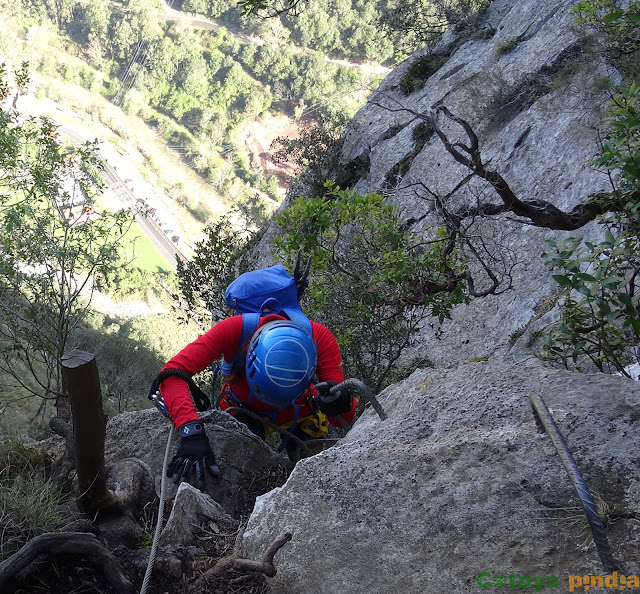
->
337, 0, 614, 368
242, 364, 640, 593
241, 1, 640, 592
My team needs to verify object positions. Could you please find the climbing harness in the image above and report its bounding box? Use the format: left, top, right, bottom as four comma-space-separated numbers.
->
225, 378, 388, 455
528, 393, 617, 572
225, 405, 313, 455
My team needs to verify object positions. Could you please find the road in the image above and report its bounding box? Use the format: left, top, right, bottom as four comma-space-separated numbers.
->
159, 5, 265, 46
160, 2, 392, 77
61, 126, 186, 272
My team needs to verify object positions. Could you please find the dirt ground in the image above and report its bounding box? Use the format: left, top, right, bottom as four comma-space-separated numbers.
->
241, 113, 303, 197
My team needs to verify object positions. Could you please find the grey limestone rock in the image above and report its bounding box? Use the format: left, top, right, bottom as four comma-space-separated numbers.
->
159, 482, 236, 547
242, 363, 640, 594
105, 408, 292, 517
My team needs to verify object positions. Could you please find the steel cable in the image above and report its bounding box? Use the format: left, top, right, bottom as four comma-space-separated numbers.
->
528, 392, 617, 572
327, 378, 388, 421
140, 423, 174, 594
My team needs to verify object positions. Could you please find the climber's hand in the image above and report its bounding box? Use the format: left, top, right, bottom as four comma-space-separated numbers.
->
167, 422, 220, 490
315, 381, 352, 417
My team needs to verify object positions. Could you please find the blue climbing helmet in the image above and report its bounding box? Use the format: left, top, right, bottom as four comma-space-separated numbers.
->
245, 320, 317, 409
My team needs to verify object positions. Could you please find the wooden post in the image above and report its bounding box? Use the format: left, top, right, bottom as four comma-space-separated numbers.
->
61, 349, 115, 518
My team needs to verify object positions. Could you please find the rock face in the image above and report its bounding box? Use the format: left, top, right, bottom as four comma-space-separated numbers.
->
105, 408, 292, 518
245, 0, 618, 371
242, 363, 640, 593
338, 0, 617, 369
102, 1, 639, 590
239, 2, 640, 591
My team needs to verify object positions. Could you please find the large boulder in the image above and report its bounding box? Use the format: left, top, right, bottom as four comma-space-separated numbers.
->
105, 408, 292, 517
241, 363, 640, 594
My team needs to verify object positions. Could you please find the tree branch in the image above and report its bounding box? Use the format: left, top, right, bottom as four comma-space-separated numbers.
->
429, 105, 621, 230
194, 532, 293, 588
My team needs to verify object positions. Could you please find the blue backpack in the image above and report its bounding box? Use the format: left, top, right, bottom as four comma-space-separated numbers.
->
219, 264, 312, 379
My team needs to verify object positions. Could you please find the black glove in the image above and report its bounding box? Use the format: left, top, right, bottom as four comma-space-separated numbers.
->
168, 421, 220, 490
315, 381, 352, 417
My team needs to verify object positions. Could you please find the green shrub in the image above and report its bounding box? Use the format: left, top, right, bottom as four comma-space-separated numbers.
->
496, 36, 523, 55
541, 83, 640, 375
78, 66, 95, 89
275, 184, 469, 391
0, 442, 62, 561
382, 123, 408, 140
38, 54, 58, 77
573, 0, 640, 76
59, 61, 76, 83
399, 54, 448, 95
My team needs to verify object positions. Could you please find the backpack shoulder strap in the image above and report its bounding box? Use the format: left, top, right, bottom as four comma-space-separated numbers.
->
282, 307, 312, 335
219, 312, 260, 376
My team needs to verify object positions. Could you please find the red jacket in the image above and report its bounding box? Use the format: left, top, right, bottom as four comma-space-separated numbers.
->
161, 314, 357, 429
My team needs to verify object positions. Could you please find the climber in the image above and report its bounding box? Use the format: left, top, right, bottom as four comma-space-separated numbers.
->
155, 259, 357, 490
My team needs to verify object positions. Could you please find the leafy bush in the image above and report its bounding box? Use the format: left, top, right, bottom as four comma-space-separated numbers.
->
573, 0, 640, 76
175, 211, 260, 328
380, 0, 489, 53
272, 109, 350, 197
541, 82, 640, 375
399, 54, 448, 95
541, 230, 639, 375
275, 183, 468, 391
496, 36, 522, 55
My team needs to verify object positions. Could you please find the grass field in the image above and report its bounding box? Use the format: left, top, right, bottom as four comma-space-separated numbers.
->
123, 221, 173, 273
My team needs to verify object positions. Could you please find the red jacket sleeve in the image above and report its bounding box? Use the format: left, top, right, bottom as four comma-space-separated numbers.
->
311, 322, 357, 426
161, 316, 243, 428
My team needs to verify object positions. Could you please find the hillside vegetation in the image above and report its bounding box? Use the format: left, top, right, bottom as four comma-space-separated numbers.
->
3, 0, 388, 215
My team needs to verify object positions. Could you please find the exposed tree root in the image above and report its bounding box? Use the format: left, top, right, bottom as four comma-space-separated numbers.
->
194, 532, 293, 589
0, 531, 135, 593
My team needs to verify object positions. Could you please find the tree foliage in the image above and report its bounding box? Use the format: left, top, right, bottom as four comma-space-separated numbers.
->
11, 0, 386, 205
541, 82, 640, 375
573, 0, 640, 76
379, 0, 490, 52
275, 183, 469, 391
0, 83, 131, 403
533, 2, 640, 375
271, 108, 351, 195
175, 211, 260, 329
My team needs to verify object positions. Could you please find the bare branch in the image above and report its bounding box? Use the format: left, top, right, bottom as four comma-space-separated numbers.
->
194, 532, 293, 588
430, 105, 619, 230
